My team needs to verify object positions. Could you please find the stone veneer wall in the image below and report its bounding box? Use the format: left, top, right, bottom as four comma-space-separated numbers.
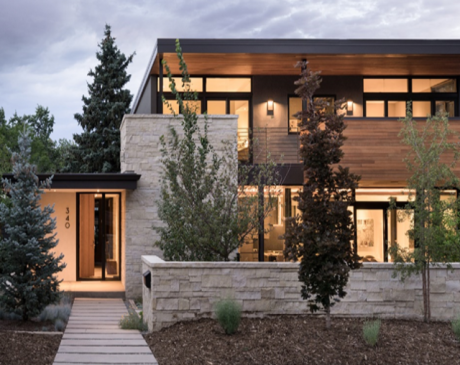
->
142, 255, 460, 332
120, 114, 238, 298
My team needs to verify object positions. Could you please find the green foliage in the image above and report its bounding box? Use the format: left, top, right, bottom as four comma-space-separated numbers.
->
390, 104, 460, 323
154, 40, 281, 261
54, 319, 65, 332
0, 132, 66, 320
363, 319, 381, 346
284, 62, 361, 329
119, 311, 147, 331
452, 316, 460, 340
38, 303, 71, 323
214, 298, 242, 335
0, 106, 67, 174
64, 24, 134, 173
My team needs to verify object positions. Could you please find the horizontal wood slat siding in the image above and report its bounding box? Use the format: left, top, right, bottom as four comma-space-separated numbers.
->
251, 119, 460, 186
341, 119, 460, 184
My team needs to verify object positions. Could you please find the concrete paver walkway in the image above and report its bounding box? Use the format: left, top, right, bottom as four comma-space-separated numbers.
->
53, 298, 158, 365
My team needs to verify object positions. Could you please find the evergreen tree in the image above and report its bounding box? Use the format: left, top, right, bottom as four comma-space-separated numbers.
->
64, 24, 134, 173
0, 132, 65, 320
284, 62, 361, 329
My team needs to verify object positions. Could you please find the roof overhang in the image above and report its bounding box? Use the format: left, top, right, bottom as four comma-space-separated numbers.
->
133, 38, 460, 112
1, 173, 141, 190
151, 38, 460, 76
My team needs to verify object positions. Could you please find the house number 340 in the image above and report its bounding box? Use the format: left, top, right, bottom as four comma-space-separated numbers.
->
65, 207, 70, 229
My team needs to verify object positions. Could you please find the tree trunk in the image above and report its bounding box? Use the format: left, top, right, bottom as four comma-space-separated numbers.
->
422, 263, 428, 323
427, 262, 431, 323
325, 306, 331, 329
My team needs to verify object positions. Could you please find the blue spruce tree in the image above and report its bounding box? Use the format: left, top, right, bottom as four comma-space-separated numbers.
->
0, 132, 65, 320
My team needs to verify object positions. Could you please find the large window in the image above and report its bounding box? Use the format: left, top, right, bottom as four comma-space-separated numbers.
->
364, 77, 458, 118
288, 95, 335, 133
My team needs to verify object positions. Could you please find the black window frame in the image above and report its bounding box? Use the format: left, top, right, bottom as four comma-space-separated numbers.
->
363, 76, 459, 118
288, 94, 336, 134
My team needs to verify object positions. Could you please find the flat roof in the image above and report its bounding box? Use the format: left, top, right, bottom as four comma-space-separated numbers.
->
133, 38, 460, 113
156, 38, 460, 55
2, 173, 141, 190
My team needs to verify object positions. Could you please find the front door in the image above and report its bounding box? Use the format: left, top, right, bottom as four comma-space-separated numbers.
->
77, 193, 121, 280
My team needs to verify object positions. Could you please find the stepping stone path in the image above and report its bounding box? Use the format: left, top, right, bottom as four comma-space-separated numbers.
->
53, 298, 158, 364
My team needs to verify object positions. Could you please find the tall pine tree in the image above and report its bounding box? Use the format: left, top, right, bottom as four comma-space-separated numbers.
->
0, 132, 66, 320
64, 24, 134, 173
284, 62, 361, 329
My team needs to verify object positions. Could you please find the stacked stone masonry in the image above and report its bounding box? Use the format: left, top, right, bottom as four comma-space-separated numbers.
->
142, 256, 460, 332
120, 115, 238, 298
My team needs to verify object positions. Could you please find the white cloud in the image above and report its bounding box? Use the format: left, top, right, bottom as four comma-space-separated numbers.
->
1, 0, 460, 140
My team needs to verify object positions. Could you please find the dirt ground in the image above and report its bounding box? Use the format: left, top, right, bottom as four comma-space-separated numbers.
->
0, 332, 61, 365
0, 318, 55, 332
145, 316, 460, 365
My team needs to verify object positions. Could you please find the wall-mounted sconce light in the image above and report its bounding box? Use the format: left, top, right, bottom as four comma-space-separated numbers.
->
267, 99, 274, 117
347, 99, 353, 115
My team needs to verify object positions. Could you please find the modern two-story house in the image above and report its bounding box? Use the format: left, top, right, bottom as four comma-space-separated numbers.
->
5, 39, 460, 298
130, 38, 460, 267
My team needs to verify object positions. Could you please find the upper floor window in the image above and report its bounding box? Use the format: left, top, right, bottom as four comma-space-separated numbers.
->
288, 96, 335, 133
364, 79, 408, 93
206, 78, 251, 92
363, 77, 458, 118
412, 79, 457, 93
161, 77, 203, 92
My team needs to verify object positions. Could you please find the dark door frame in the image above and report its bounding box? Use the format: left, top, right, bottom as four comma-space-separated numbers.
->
76, 192, 122, 281
354, 201, 407, 262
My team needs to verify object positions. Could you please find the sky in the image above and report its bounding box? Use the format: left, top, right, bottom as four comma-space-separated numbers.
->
1, 0, 460, 141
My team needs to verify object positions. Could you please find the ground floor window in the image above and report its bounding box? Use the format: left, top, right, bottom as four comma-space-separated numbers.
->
238, 187, 457, 263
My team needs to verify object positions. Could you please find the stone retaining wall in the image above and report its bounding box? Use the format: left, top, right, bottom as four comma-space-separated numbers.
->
120, 114, 238, 298
142, 255, 460, 332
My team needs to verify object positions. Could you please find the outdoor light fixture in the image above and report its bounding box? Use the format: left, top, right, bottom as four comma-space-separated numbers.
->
347, 100, 353, 112
267, 99, 274, 116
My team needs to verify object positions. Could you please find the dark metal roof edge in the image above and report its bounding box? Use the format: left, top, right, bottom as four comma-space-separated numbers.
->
156, 38, 460, 55
2, 173, 141, 182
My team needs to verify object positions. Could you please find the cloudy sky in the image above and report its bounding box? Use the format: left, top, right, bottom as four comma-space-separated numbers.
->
1, 0, 460, 141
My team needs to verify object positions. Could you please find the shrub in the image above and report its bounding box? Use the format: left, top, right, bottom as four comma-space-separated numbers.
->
363, 319, 381, 346
119, 311, 147, 332
214, 299, 241, 335
452, 316, 460, 340
54, 319, 65, 332
38, 303, 71, 323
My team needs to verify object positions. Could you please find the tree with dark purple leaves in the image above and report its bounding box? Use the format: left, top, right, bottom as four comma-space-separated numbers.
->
284, 62, 361, 329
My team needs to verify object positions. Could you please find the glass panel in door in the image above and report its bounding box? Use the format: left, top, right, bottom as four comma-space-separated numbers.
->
79, 193, 121, 280
105, 194, 120, 278
356, 209, 384, 262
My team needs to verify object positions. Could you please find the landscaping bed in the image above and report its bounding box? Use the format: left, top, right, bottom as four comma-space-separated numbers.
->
145, 316, 460, 365
0, 332, 61, 365
0, 318, 56, 332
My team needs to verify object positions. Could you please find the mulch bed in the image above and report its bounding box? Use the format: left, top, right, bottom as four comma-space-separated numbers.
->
0, 332, 61, 365
145, 316, 460, 365
0, 319, 55, 332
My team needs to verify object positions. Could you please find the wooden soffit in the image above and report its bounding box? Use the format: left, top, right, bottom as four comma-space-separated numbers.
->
151, 53, 460, 76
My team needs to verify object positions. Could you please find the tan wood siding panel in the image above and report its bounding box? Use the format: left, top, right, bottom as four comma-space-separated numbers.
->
79, 195, 95, 278
340, 119, 460, 185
